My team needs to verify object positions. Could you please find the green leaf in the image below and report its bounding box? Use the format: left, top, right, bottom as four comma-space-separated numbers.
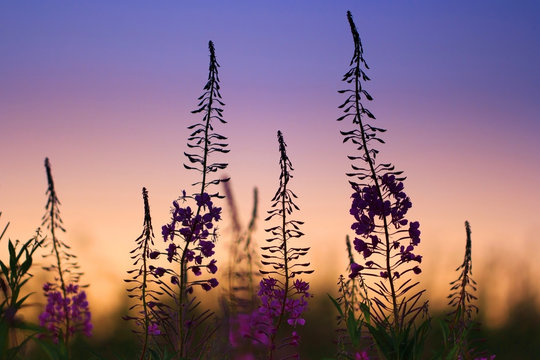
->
33, 337, 68, 360
327, 293, 344, 317
359, 302, 371, 324
0, 260, 9, 278
8, 241, 16, 275
346, 308, 359, 346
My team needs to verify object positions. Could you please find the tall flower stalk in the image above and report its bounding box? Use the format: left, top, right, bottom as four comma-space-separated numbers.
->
443, 221, 496, 360
156, 40, 228, 359
337, 11, 427, 358
256, 130, 313, 359
124, 187, 161, 360
39, 158, 92, 352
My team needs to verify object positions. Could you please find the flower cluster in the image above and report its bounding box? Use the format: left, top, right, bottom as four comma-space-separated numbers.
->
39, 283, 92, 341
155, 192, 221, 292
257, 278, 310, 330
349, 174, 422, 280
234, 279, 308, 352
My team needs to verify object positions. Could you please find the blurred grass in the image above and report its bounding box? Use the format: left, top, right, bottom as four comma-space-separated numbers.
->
17, 284, 539, 359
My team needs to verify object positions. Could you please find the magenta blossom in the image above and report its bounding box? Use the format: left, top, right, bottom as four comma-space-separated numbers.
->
39, 283, 92, 341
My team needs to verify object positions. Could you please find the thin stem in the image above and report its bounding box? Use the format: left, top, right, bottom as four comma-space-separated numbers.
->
139, 187, 152, 360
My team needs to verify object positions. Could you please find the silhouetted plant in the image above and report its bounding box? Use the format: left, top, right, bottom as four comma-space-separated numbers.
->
254, 130, 313, 359
124, 187, 162, 360
329, 236, 373, 360
0, 213, 43, 359
337, 11, 428, 359
153, 40, 228, 359
440, 221, 495, 360
39, 158, 92, 353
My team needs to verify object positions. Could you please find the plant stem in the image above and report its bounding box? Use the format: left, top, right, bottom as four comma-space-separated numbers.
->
352, 54, 400, 330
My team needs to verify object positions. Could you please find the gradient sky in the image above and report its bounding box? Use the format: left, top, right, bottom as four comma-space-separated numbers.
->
1, 1, 539, 330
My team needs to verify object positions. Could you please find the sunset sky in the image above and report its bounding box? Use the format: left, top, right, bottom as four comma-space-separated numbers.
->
1, 1, 539, 330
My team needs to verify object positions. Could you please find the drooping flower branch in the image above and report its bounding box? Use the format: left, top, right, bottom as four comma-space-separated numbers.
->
39, 158, 92, 348
154, 40, 228, 359
124, 187, 161, 360
338, 11, 426, 334
256, 130, 313, 359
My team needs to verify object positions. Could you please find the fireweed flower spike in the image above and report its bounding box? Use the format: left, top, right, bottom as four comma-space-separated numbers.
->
124, 187, 162, 360
256, 131, 313, 359
337, 11, 428, 356
156, 40, 228, 359
39, 158, 92, 348
445, 221, 495, 359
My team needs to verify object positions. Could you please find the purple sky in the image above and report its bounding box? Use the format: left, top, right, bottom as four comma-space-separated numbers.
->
1, 1, 539, 328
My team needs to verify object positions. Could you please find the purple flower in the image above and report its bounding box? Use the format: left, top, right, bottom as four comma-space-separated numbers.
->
152, 267, 166, 277
161, 223, 175, 241
207, 259, 218, 274
167, 243, 177, 262
185, 249, 195, 262
191, 266, 201, 276
149, 251, 160, 259
201, 283, 211, 291
199, 240, 215, 257
293, 279, 309, 294
205, 206, 222, 223
148, 323, 160, 336
349, 262, 364, 279
39, 283, 92, 340
195, 193, 212, 208
409, 221, 421, 245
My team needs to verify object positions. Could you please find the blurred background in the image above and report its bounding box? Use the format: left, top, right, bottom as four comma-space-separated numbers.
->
1, 1, 539, 358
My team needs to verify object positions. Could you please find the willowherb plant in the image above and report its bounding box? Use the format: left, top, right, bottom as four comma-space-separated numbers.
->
153, 40, 228, 359
330, 236, 373, 360
39, 158, 92, 348
124, 187, 162, 360
253, 130, 313, 359
443, 221, 495, 360
337, 11, 428, 359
